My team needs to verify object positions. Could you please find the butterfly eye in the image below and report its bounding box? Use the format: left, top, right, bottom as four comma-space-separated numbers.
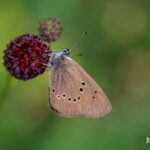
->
52, 89, 55, 93
94, 91, 97, 94
62, 48, 70, 55
78, 97, 80, 100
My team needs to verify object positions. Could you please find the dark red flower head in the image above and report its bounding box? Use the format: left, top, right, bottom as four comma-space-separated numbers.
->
38, 17, 63, 43
3, 34, 51, 80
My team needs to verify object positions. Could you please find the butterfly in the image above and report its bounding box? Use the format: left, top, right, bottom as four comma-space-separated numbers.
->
47, 48, 112, 117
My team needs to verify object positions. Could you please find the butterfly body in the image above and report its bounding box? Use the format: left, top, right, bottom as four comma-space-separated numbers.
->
48, 49, 112, 117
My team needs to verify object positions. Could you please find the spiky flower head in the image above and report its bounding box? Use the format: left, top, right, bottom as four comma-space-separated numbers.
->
38, 17, 63, 43
3, 34, 51, 80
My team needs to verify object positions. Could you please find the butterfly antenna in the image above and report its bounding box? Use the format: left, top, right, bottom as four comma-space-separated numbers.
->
70, 30, 88, 51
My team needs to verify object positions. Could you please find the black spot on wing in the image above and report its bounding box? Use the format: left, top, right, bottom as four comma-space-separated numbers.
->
79, 88, 83, 92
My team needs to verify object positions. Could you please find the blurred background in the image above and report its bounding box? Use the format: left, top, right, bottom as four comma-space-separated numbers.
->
0, 0, 150, 149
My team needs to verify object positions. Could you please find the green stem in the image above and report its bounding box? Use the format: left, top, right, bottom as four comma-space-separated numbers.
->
0, 74, 12, 106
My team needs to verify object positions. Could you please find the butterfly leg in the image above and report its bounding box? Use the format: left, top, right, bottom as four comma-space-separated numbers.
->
39, 62, 51, 70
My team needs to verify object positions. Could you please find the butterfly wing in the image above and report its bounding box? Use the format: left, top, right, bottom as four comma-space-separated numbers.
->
48, 57, 112, 117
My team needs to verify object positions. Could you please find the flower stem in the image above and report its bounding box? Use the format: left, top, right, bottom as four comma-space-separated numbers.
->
0, 74, 12, 106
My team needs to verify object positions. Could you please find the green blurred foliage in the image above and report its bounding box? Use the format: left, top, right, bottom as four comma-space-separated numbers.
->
0, 0, 150, 150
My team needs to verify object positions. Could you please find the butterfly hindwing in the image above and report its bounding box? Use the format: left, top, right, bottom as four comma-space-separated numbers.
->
48, 57, 112, 117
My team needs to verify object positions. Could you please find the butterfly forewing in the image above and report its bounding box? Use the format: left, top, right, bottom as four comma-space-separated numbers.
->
48, 57, 112, 117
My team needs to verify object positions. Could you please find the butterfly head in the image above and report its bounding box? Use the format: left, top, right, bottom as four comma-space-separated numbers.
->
62, 48, 70, 56
54, 48, 70, 59
48, 48, 70, 69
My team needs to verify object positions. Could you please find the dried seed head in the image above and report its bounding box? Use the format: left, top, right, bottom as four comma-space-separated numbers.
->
3, 34, 51, 80
38, 17, 63, 43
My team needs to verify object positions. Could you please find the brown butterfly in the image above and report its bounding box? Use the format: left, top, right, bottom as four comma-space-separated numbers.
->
47, 49, 112, 117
